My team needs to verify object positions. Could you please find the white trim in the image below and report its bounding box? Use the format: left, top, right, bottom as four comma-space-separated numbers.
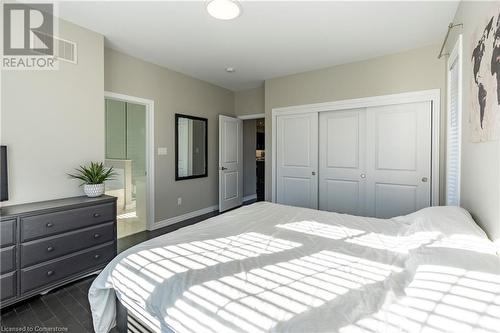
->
243, 194, 257, 202
152, 205, 218, 230
237, 113, 266, 120
446, 35, 462, 206
272, 89, 441, 206
104, 91, 156, 231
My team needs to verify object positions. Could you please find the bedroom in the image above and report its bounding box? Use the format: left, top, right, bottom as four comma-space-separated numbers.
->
0, 0, 499, 332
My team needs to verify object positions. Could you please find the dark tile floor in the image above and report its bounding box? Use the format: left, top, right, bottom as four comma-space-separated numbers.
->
0, 208, 225, 333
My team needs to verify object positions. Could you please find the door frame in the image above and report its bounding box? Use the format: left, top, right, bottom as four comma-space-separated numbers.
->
272, 89, 441, 206
237, 113, 266, 120
104, 91, 155, 231
238, 113, 265, 203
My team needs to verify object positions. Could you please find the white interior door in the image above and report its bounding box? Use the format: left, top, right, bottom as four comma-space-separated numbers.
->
319, 109, 367, 215
219, 115, 243, 212
276, 113, 318, 209
365, 101, 432, 218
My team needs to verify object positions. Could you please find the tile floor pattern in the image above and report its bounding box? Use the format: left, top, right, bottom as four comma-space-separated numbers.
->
0, 201, 257, 333
117, 208, 147, 239
0, 276, 111, 333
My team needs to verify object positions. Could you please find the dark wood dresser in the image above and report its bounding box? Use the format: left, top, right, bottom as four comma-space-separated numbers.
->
0, 195, 117, 308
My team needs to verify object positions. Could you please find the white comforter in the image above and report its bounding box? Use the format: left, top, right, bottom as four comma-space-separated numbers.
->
89, 203, 500, 333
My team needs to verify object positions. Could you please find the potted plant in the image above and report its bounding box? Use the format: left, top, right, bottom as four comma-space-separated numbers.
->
68, 162, 115, 197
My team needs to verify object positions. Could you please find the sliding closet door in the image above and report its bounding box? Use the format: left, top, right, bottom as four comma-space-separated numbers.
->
365, 101, 432, 218
276, 113, 318, 209
319, 109, 367, 215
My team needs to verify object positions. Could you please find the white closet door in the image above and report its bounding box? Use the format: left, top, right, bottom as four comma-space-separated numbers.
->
366, 101, 432, 218
319, 109, 366, 215
276, 113, 318, 209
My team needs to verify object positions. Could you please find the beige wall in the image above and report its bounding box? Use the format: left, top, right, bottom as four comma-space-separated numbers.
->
264, 44, 446, 202
235, 86, 264, 116
104, 48, 234, 223
446, 1, 500, 245
1, 19, 104, 206
243, 119, 257, 197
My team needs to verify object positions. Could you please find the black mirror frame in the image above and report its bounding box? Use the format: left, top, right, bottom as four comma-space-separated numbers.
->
175, 113, 208, 181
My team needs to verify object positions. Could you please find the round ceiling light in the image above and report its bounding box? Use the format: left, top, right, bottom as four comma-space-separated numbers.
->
206, 0, 241, 20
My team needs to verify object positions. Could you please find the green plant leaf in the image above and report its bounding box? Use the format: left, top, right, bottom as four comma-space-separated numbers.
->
68, 162, 116, 185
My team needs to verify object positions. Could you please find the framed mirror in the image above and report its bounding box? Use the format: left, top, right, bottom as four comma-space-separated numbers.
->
175, 114, 208, 181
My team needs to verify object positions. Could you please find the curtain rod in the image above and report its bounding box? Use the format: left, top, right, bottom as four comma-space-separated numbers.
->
438, 23, 464, 59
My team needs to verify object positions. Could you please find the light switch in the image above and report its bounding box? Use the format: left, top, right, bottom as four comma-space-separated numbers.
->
158, 147, 167, 155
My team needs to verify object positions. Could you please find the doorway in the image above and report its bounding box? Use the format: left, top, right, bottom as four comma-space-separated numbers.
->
242, 117, 265, 203
256, 119, 265, 201
104, 92, 155, 238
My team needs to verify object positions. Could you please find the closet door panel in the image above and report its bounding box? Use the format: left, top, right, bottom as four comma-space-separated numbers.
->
374, 183, 418, 218
276, 113, 318, 209
319, 109, 366, 215
375, 110, 417, 171
366, 102, 432, 218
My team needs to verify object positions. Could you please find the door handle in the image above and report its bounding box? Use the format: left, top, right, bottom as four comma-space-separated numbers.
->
312, 171, 316, 176
421, 177, 428, 183
220, 166, 227, 170
360, 173, 366, 179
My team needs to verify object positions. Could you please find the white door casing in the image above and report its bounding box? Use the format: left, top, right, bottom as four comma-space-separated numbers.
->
365, 101, 432, 218
276, 112, 318, 209
319, 109, 367, 215
219, 115, 243, 212
104, 91, 155, 231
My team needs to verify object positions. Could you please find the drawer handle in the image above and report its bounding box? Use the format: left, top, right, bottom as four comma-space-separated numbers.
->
46, 222, 54, 228
93, 233, 100, 239
93, 213, 101, 218
94, 254, 101, 260
46, 270, 54, 277
47, 246, 54, 252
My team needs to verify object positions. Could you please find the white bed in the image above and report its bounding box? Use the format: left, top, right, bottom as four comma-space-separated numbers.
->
89, 202, 500, 333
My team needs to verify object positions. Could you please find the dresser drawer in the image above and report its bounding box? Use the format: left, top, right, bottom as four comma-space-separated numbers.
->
21, 222, 115, 267
21, 242, 115, 294
1, 219, 16, 248
0, 246, 16, 274
21, 203, 114, 241
0, 272, 17, 302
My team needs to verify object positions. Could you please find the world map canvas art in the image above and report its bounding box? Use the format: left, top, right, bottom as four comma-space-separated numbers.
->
470, 5, 500, 142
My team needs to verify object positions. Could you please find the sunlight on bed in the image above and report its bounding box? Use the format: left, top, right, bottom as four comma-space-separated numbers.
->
275, 220, 441, 254
163, 250, 403, 333
110, 232, 302, 309
427, 234, 499, 255
339, 265, 500, 333
276, 220, 365, 240
346, 231, 440, 253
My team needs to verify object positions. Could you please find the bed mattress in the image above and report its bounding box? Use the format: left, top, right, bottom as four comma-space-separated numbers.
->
89, 202, 500, 333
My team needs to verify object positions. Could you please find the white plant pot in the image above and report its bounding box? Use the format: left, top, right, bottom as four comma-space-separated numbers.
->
83, 183, 105, 198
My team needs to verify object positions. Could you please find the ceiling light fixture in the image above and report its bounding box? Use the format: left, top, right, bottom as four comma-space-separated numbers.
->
225, 67, 235, 73
207, 0, 241, 20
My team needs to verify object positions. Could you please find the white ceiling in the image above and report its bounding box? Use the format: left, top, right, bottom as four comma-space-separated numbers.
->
57, 1, 459, 91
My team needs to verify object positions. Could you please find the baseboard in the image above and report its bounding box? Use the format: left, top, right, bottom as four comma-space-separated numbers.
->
243, 194, 257, 202
151, 204, 218, 230
151, 195, 256, 231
